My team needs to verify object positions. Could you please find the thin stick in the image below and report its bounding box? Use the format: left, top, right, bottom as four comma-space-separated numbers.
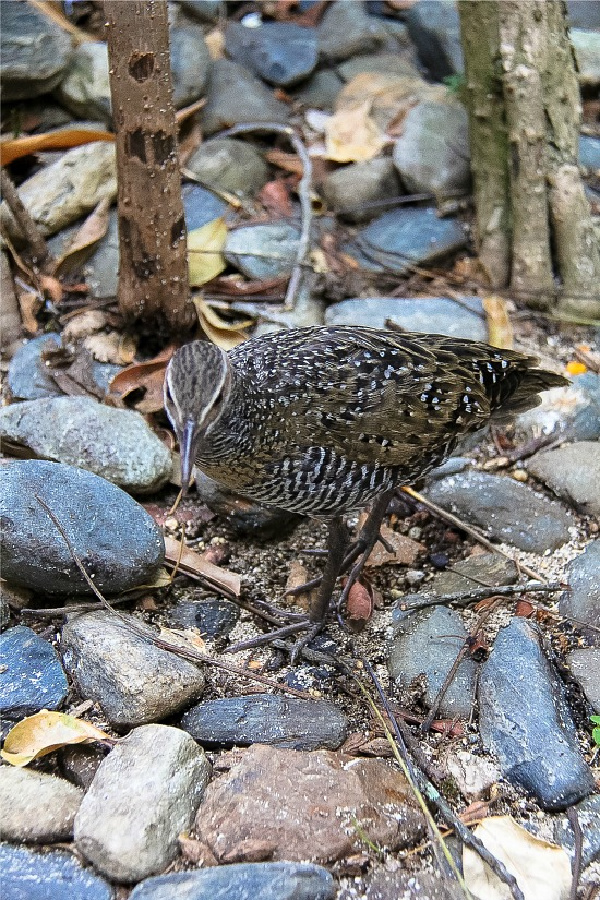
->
567, 806, 582, 900
399, 581, 564, 613
1, 168, 50, 266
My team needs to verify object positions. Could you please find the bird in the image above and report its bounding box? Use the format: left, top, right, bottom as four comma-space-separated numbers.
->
164, 325, 567, 650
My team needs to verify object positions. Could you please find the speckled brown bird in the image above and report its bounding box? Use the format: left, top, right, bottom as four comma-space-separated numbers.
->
164, 326, 567, 642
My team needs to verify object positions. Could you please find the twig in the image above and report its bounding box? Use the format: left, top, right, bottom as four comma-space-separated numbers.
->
400, 486, 547, 583
1, 167, 50, 266
399, 581, 564, 613
567, 806, 582, 900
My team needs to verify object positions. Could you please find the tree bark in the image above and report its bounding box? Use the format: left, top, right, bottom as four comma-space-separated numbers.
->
105, 0, 195, 335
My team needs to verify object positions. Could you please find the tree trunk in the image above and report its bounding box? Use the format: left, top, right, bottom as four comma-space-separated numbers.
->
105, 0, 195, 336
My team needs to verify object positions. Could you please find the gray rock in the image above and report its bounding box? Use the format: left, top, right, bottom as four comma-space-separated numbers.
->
74, 724, 210, 882
322, 157, 400, 221
579, 135, 600, 169
389, 605, 477, 718
425, 470, 573, 553
0, 396, 172, 493
337, 52, 420, 82
201, 59, 289, 135
404, 0, 463, 80
226, 223, 300, 279
1, 0, 74, 100
572, 29, 600, 88
479, 617, 596, 810
130, 863, 335, 900
168, 597, 240, 638
359, 869, 465, 900
292, 69, 343, 110
183, 182, 229, 229
58, 744, 107, 791
345, 206, 467, 274
179, 1, 225, 23
554, 794, 600, 869
1, 248, 21, 349
62, 610, 205, 728
0, 625, 67, 718
318, 1, 387, 61
393, 103, 470, 197
0, 843, 112, 900
401, 553, 518, 611
55, 42, 111, 123
225, 23, 318, 87
181, 694, 348, 750
567, 0, 600, 28
560, 541, 600, 630
325, 295, 487, 340
0, 768, 83, 843
1, 460, 164, 595
567, 648, 600, 712
527, 441, 600, 517
187, 139, 269, 198
515, 372, 600, 443
170, 25, 211, 108
7, 333, 63, 400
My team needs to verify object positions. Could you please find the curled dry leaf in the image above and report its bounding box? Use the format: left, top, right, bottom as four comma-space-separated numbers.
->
345, 579, 374, 631
188, 217, 227, 287
1, 710, 111, 767
164, 535, 241, 597
108, 344, 175, 414
194, 297, 252, 351
51, 197, 111, 278
17, 290, 42, 335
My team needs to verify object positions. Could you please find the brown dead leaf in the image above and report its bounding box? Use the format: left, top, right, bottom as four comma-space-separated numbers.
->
363, 522, 423, 567
345, 580, 374, 631
258, 180, 293, 217
17, 291, 42, 334
209, 273, 288, 298
1, 710, 111, 767
39, 274, 63, 305
336, 72, 445, 135
482, 295, 514, 350
108, 345, 175, 413
264, 148, 304, 176
459, 800, 490, 827
164, 536, 241, 597
205, 27, 226, 60
194, 297, 252, 351
0, 128, 114, 166
325, 100, 386, 163
51, 198, 111, 278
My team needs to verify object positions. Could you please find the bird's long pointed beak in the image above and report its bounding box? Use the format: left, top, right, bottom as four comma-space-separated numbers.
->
179, 419, 197, 494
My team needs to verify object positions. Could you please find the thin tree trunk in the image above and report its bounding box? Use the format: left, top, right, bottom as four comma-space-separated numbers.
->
105, 0, 195, 335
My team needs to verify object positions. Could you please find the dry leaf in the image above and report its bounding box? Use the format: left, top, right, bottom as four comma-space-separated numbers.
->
258, 180, 293, 217
17, 290, 42, 334
205, 27, 226, 60
158, 625, 206, 653
483, 295, 514, 350
164, 536, 241, 597
363, 522, 423, 567
188, 217, 227, 287
52, 198, 111, 277
194, 297, 251, 351
108, 345, 175, 413
83, 331, 136, 365
463, 816, 571, 900
324, 100, 386, 163
0, 128, 114, 166
1, 710, 111, 767
346, 580, 374, 631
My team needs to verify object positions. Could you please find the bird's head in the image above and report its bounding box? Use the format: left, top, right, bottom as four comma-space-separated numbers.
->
164, 340, 231, 491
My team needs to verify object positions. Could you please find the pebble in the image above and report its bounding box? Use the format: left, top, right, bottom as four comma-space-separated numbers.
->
182, 182, 228, 230
566, 648, 600, 711
559, 540, 600, 629
0, 396, 172, 493
325, 295, 486, 340
404, 0, 464, 80
1, 0, 74, 100
74, 724, 211, 883
58, 744, 108, 790
225, 22, 318, 87
180, 694, 348, 750
1, 460, 165, 595
389, 605, 478, 719
61, 610, 206, 728
527, 441, 600, 517
442, 748, 500, 801
187, 138, 269, 199
0, 768, 83, 843
337, 53, 420, 82
226, 223, 300, 279
478, 617, 596, 810
515, 372, 600, 443
292, 69, 343, 109
579, 134, 600, 169
179, 0, 224, 23
168, 596, 240, 639
7, 333, 64, 400
194, 744, 426, 864
425, 470, 573, 553
201, 59, 289, 135
129, 862, 335, 900
393, 102, 470, 197
0, 843, 112, 900
55, 42, 111, 123
0, 625, 68, 719
318, 1, 387, 61
321, 157, 400, 222
170, 25, 211, 107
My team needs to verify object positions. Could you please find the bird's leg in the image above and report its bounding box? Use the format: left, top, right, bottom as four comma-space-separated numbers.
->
309, 516, 351, 624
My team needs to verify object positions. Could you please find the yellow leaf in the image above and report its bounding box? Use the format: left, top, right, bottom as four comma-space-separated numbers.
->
566, 360, 587, 375
324, 100, 386, 163
193, 297, 252, 351
188, 218, 227, 287
1, 710, 111, 767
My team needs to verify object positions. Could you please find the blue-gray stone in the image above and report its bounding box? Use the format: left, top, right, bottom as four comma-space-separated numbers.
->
325, 295, 486, 340
554, 794, 600, 868
479, 617, 596, 810
168, 597, 240, 638
346, 207, 467, 274
179, 1, 225, 23
393, 103, 470, 196
186, 139, 268, 199
560, 540, 600, 630
515, 372, 600, 443
579, 135, 600, 169
225, 23, 318, 87
129, 862, 335, 900
180, 694, 348, 750
404, 0, 463, 80
0, 625, 68, 718
1, 1, 74, 100
318, 1, 387, 61
0, 460, 164, 595
8, 334, 63, 400
226, 223, 300, 279
527, 442, 600, 517
0, 843, 113, 900
182, 182, 228, 230
170, 26, 211, 108
201, 59, 289, 135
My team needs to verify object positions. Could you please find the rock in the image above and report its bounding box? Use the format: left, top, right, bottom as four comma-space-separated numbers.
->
572, 29, 600, 88
201, 59, 289, 135
322, 157, 400, 221
179, 1, 225, 23
62, 610, 205, 728
389, 605, 477, 718
225, 23, 318, 87
478, 617, 596, 810
337, 53, 420, 82
7, 333, 63, 400
180, 694, 348, 750
0, 625, 68, 719
318, 1, 387, 61
1, 0, 74, 100
58, 744, 107, 790
567, 0, 600, 28
442, 748, 500, 801
292, 69, 343, 109
579, 135, 600, 169
0, 768, 83, 843
553, 794, 600, 869
226, 223, 300, 279
515, 373, 600, 443
325, 295, 486, 340
345, 207, 467, 274
400, 553, 518, 611
194, 744, 426, 864
425, 470, 573, 553
187, 139, 269, 199
404, 0, 463, 80
55, 42, 111, 123
0, 843, 112, 900
75, 724, 210, 882
393, 103, 470, 197
1, 249, 21, 348
168, 597, 240, 639
170, 25, 211, 108
1, 143, 117, 242
194, 471, 302, 538
1, 460, 165, 595
560, 541, 600, 630
527, 441, 600, 516
129, 862, 335, 900
356, 867, 465, 900
567, 648, 600, 712
183, 182, 229, 229
0, 396, 172, 493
